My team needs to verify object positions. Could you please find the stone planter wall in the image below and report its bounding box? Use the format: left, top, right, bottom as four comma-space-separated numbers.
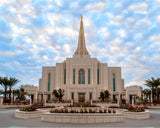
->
41, 112, 124, 124
116, 109, 128, 114
15, 109, 47, 119
124, 110, 150, 119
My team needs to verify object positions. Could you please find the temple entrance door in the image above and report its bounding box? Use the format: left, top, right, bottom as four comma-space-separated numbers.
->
78, 93, 85, 103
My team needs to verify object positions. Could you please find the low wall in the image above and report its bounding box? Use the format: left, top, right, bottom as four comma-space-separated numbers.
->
41, 112, 124, 124
15, 109, 47, 119
116, 109, 128, 114
124, 110, 150, 119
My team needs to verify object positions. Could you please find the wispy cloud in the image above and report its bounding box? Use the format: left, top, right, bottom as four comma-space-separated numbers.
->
0, 0, 159, 89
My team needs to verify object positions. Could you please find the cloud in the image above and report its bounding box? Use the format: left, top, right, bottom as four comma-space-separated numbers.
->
110, 15, 124, 26
128, 2, 148, 14
0, 50, 23, 57
0, 0, 159, 89
84, 2, 107, 13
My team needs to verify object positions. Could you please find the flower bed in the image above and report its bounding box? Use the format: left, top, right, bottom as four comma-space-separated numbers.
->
41, 112, 124, 123
124, 110, 150, 119
128, 106, 145, 112
123, 106, 150, 119
50, 108, 116, 113
19, 106, 37, 112
66, 104, 97, 107
15, 109, 47, 119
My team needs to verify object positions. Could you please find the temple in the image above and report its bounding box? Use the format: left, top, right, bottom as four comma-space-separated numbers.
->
37, 16, 141, 104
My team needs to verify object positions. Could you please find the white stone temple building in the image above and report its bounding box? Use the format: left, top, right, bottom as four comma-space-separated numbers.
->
38, 16, 141, 103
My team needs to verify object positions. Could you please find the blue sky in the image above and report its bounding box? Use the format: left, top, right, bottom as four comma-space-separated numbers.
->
0, 0, 160, 89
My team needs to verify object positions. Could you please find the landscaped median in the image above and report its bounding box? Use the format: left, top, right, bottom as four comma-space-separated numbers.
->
14, 105, 150, 122
15, 106, 48, 119
41, 112, 124, 123
41, 107, 124, 123
115, 106, 150, 120
124, 106, 150, 119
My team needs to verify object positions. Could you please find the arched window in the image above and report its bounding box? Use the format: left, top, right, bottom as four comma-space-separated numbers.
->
79, 69, 85, 84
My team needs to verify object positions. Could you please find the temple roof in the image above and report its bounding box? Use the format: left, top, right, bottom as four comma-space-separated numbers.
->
74, 15, 90, 58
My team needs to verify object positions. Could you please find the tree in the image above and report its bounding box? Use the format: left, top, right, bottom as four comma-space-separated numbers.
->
8, 78, 19, 103
99, 92, 105, 101
143, 89, 151, 101
145, 77, 160, 104
0, 77, 10, 102
0, 77, 19, 103
104, 90, 110, 101
15, 88, 27, 101
99, 90, 110, 102
53, 89, 65, 102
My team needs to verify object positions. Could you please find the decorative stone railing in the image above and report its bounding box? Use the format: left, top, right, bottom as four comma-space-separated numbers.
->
15, 109, 47, 119
41, 112, 124, 123
124, 110, 150, 119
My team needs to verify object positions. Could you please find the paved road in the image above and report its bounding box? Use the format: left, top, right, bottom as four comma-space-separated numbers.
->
0, 109, 160, 127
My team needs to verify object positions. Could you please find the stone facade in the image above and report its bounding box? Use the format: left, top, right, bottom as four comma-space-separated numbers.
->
38, 16, 126, 103
126, 85, 142, 104
21, 85, 38, 103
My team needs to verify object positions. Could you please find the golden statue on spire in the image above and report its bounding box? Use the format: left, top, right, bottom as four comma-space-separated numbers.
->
80, 15, 83, 20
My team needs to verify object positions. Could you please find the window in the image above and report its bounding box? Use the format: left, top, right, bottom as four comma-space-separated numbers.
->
97, 69, 99, 84
79, 69, 85, 84
48, 95, 50, 101
64, 69, 66, 84
113, 73, 115, 91
48, 73, 51, 91
71, 93, 74, 100
88, 69, 90, 84
73, 69, 75, 84
113, 95, 116, 101
89, 92, 92, 100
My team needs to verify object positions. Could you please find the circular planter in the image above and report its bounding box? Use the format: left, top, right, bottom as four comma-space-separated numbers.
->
41, 112, 124, 124
124, 110, 150, 119
15, 109, 47, 119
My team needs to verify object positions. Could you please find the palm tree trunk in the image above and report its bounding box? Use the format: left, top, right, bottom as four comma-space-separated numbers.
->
4, 87, 7, 103
9, 87, 11, 103
156, 89, 159, 103
152, 88, 154, 104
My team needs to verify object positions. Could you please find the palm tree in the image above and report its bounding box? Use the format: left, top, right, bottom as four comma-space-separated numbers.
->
8, 78, 19, 103
53, 89, 65, 102
142, 89, 151, 102
145, 77, 160, 104
0, 77, 10, 102
154, 78, 160, 103
16, 88, 27, 101
99, 90, 110, 102
99, 92, 105, 101
104, 90, 110, 101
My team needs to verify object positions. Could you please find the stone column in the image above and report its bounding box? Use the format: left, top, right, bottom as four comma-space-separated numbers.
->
90, 99, 92, 105
44, 95, 46, 106
0, 98, 3, 106
85, 68, 88, 85
71, 99, 73, 106
117, 94, 120, 107
110, 91, 113, 102
30, 95, 32, 105
132, 96, 134, 106
11, 90, 13, 104
75, 92, 78, 103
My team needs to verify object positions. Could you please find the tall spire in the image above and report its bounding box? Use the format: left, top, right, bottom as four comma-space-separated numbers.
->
74, 15, 89, 58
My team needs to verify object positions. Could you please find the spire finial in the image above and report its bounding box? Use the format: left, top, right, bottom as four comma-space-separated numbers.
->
80, 15, 83, 20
